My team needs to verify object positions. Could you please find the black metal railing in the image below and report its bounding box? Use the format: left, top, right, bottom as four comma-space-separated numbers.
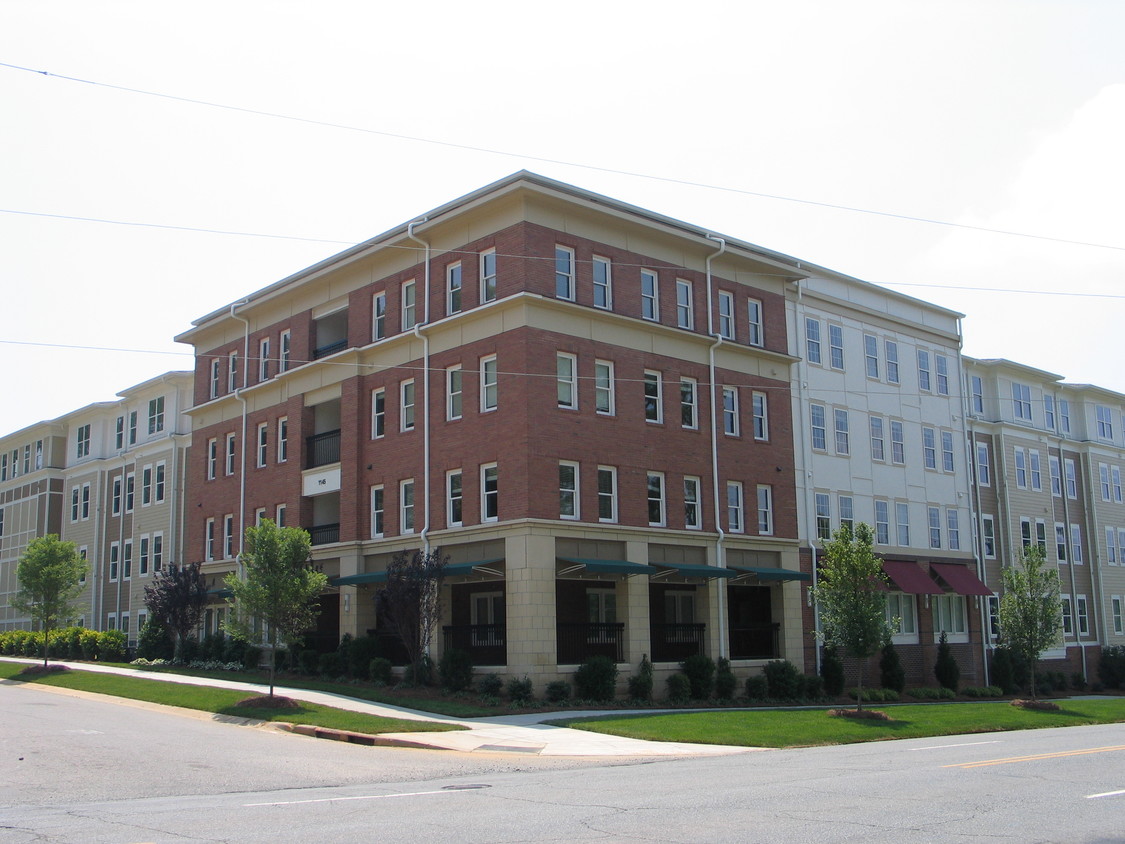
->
442, 624, 507, 666
729, 623, 781, 660
651, 622, 705, 662
306, 430, 341, 468
308, 523, 340, 545
313, 339, 348, 360
556, 622, 625, 664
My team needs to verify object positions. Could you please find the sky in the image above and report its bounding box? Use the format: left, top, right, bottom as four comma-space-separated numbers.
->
2, 1, 1123, 437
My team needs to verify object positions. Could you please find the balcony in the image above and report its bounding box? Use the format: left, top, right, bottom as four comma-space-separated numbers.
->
308, 523, 340, 546
556, 622, 625, 665
650, 622, 705, 663
313, 338, 348, 360
306, 430, 341, 468
729, 623, 781, 660
442, 624, 507, 666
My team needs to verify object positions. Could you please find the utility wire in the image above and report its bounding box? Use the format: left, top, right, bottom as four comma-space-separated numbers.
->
3, 61, 1124, 255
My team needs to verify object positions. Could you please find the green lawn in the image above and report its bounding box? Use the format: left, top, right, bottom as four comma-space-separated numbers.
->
0, 662, 462, 735
552, 700, 1125, 748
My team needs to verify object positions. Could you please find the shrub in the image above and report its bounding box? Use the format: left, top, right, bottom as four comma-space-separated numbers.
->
506, 676, 534, 704
821, 646, 845, 697
347, 635, 380, 680
680, 654, 715, 700
222, 637, 246, 665
241, 645, 262, 670
990, 645, 1028, 694
627, 654, 654, 702
665, 673, 691, 703
934, 632, 959, 691
98, 629, 127, 662
201, 634, 225, 661
80, 629, 100, 660
879, 643, 906, 693
336, 633, 354, 677
545, 680, 571, 703
438, 648, 474, 692
1034, 671, 1056, 695
60, 626, 84, 660
744, 674, 769, 700
369, 657, 394, 685
849, 687, 898, 702
297, 649, 319, 675
175, 637, 200, 665
477, 672, 503, 697
905, 686, 955, 700
962, 686, 1003, 698
800, 673, 824, 699
1098, 645, 1125, 689
403, 655, 433, 686
318, 652, 344, 678
137, 619, 174, 660
763, 659, 802, 700
1070, 671, 1086, 691
575, 655, 618, 702
715, 657, 737, 700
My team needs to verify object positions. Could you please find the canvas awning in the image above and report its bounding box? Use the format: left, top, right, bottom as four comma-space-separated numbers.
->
651, 563, 737, 580
729, 565, 812, 582
882, 561, 944, 595
332, 558, 505, 587
929, 562, 992, 596
331, 571, 387, 586
556, 557, 657, 577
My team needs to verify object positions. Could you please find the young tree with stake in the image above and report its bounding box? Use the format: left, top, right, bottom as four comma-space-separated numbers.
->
12, 535, 88, 668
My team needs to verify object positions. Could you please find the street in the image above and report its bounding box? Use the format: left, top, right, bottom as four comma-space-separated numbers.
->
3, 682, 1123, 842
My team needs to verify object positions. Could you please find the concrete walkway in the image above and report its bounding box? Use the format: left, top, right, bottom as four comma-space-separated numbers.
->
1, 658, 754, 758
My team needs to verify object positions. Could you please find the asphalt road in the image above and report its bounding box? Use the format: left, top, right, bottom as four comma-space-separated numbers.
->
3, 682, 1124, 843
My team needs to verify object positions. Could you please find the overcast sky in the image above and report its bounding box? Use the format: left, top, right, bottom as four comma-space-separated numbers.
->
2, 1, 1123, 437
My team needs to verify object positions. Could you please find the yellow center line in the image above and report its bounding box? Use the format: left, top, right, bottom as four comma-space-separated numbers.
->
944, 745, 1125, 769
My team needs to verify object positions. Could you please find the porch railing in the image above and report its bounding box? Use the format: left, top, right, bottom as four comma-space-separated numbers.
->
651, 622, 705, 662
313, 339, 348, 360
556, 622, 624, 664
306, 430, 341, 468
307, 523, 340, 545
442, 624, 507, 666
729, 623, 781, 660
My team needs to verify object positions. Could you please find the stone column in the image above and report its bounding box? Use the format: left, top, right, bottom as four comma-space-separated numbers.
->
503, 530, 558, 686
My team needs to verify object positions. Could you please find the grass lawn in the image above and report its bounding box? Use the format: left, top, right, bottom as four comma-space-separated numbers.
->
551, 700, 1125, 748
0, 662, 463, 735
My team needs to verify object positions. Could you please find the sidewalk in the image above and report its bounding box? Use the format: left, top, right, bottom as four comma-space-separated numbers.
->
1, 658, 754, 758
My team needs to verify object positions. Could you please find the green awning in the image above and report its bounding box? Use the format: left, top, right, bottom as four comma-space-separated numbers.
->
651, 563, 736, 579
206, 587, 233, 599
444, 559, 504, 577
557, 557, 658, 576
729, 565, 811, 582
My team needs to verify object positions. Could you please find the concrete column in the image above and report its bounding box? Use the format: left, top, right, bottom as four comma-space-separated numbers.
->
622, 539, 651, 670
336, 548, 363, 640
503, 530, 557, 683
777, 547, 806, 667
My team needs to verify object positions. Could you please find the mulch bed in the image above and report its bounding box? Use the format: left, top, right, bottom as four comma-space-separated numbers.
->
18, 664, 71, 676
236, 694, 301, 709
1010, 699, 1061, 711
828, 708, 891, 721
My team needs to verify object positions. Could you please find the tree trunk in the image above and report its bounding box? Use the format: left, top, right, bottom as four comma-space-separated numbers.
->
42, 624, 50, 668
855, 658, 865, 712
268, 628, 278, 698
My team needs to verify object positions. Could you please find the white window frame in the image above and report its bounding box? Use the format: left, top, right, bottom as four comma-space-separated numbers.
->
756, 485, 773, 535
480, 249, 497, 303
932, 594, 968, 643
886, 592, 919, 644
895, 501, 910, 546
922, 427, 937, 470
446, 261, 462, 315
970, 374, 984, 414
683, 476, 702, 530
834, 409, 850, 455
209, 359, 221, 399
592, 256, 612, 309
935, 354, 949, 395
481, 463, 498, 522
752, 392, 768, 441
225, 433, 236, 476
982, 514, 996, 559
679, 377, 697, 429
885, 340, 899, 384
259, 337, 271, 382
917, 349, 931, 392
447, 470, 463, 527
1049, 455, 1062, 496
280, 329, 292, 371
598, 466, 618, 523
228, 351, 240, 393
810, 404, 827, 451
828, 324, 844, 371
977, 443, 991, 486
870, 416, 885, 461
717, 290, 735, 339
675, 279, 694, 329
727, 481, 745, 533
556, 353, 578, 410
400, 379, 415, 432
400, 479, 415, 534
644, 370, 663, 424
641, 269, 659, 321
446, 365, 463, 421
747, 298, 763, 347
946, 508, 960, 550
1076, 595, 1089, 636
595, 360, 615, 416
863, 334, 879, 379
1056, 522, 1067, 562
555, 246, 575, 301
256, 422, 268, 468
480, 355, 498, 412
814, 492, 831, 541
928, 506, 942, 549
559, 461, 580, 520
723, 387, 740, 436
277, 417, 288, 462
401, 279, 417, 329
370, 485, 384, 537
647, 471, 666, 527
1064, 458, 1077, 499
805, 317, 821, 364
1071, 524, 1084, 563
890, 420, 905, 465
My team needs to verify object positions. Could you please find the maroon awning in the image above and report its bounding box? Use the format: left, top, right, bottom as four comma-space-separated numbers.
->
882, 561, 944, 595
930, 562, 993, 596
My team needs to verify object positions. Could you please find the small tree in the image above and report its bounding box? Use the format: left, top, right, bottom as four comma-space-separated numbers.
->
143, 562, 207, 660
11, 535, 88, 667
934, 631, 960, 691
375, 547, 447, 685
815, 523, 893, 711
879, 642, 906, 693
224, 520, 326, 697
998, 544, 1061, 700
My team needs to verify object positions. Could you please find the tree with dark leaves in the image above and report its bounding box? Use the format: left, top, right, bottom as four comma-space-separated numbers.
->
376, 547, 448, 685
144, 562, 207, 660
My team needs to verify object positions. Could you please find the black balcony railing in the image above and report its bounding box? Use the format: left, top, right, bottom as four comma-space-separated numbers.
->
556, 622, 624, 665
313, 339, 348, 360
651, 622, 705, 663
729, 623, 781, 660
308, 523, 340, 546
442, 624, 507, 666
306, 430, 341, 468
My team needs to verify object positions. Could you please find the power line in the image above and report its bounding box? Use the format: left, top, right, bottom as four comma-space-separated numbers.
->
4, 61, 1124, 255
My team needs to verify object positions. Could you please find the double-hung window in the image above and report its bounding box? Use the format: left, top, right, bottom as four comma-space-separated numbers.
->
556, 353, 577, 409
828, 324, 844, 370
890, 421, 905, 464
401, 280, 417, 329
277, 418, 288, 463
446, 262, 462, 315
935, 355, 949, 395
946, 509, 960, 550
447, 366, 463, 421
647, 472, 666, 526
727, 482, 744, 533
928, 506, 942, 549
941, 431, 955, 472
747, 299, 763, 346
1096, 405, 1114, 440
447, 470, 463, 527
400, 380, 415, 431
598, 467, 617, 523
644, 371, 663, 423
805, 318, 821, 364
885, 341, 899, 384
257, 423, 268, 468
480, 249, 497, 302
722, 387, 739, 436
148, 397, 165, 434
641, 270, 659, 321
676, 280, 694, 329
595, 361, 615, 415
970, 375, 984, 414
559, 462, 579, 519
756, 485, 773, 535
917, 350, 931, 391
752, 392, 768, 440
228, 352, 240, 392
400, 480, 415, 533
1013, 383, 1032, 422
370, 486, 384, 537
875, 501, 890, 544
815, 492, 831, 540
870, 416, 885, 461
279, 329, 291, 371
1049, 455, 1062, 496
481, 464, 499, 522
680, 378, 698, 428
810, 404, 827, 450
555, 246, 575, 300
863, 334, 879, 378
717, 291, 735, 339
593, 256, 612, 309
834, 409, 849, 455
480, 355, 498, 412
224, 434, 236, 476
683, 476, 701, 529
259, 337, 271, 382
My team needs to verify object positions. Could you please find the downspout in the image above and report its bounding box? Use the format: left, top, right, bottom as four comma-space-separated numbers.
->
407, 219, 432, 556
793, 278, 822, 673
955, 332, 990, 686
92, 465, 105, 629
230, 301, 251, 569
1077, 450, 1102, 679
114, 453, 128, 629
705, 234, 727, 658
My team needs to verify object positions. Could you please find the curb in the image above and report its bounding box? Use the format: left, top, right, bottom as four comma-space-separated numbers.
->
276, 722, 443, 750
